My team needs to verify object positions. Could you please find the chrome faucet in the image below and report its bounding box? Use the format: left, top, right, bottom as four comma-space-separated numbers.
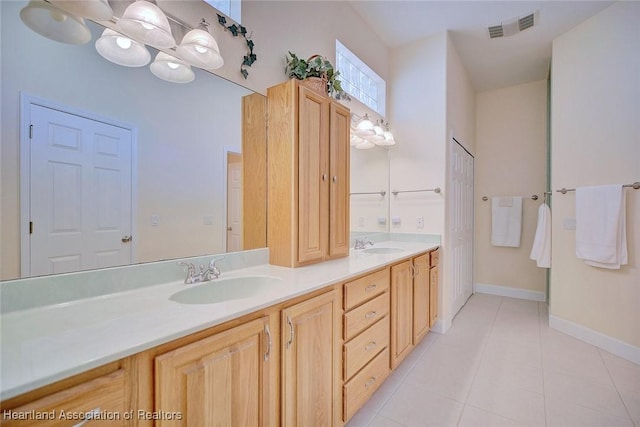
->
354, 237, 374, 250
178, 258, 222, 284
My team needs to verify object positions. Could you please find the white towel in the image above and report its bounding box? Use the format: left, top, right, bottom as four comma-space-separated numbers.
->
576, 185, 627, 269
530, 203, 551, 268
491, 196, 523, 247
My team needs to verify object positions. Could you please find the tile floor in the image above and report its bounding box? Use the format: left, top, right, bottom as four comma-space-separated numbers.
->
346, 293, 640, 427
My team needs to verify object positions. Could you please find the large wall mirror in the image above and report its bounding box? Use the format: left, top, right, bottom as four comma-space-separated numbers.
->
0, 1, 265, 280
350, 146, 390, 237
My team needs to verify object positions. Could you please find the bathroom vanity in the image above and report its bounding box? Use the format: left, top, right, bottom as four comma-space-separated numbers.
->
0, 240, 439, 426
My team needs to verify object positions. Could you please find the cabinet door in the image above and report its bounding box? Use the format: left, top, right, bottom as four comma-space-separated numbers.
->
430, 264, 439, 327
282, 290, 339, 427
390, 260, 414, 368
297, 86, 329, 264
412, 254, 430, 344
328, 101, 350, 258
155, 316, 275, 427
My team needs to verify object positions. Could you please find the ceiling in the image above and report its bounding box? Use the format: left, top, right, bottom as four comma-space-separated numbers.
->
348, 1, 614, 91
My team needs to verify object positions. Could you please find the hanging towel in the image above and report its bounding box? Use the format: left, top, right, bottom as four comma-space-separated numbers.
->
576, 185, 627, 269
530, 203, 551, 268
491, 196, 523, 247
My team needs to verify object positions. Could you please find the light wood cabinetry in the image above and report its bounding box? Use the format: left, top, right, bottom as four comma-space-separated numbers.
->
430, 248, 440, 327
342, 268, 391, 422
412, 253, 431, 344
281, 290, 341, 427
390, 249, 440, 368
267, 79, 350, 267
154, 315, 277, 427
1, 367, 130, 427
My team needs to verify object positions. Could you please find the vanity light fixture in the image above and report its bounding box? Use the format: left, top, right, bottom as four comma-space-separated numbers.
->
176, 19, 224, 70
355, 140, 375, 150
95, 28, 151, 67
350, 114, 397, 149
352, 113, 375, 137
20, 0, 92, 45
116, 0, 176, 49
49, 0, 113, 22
379, 122, 396, 146
150, 51, 195, 83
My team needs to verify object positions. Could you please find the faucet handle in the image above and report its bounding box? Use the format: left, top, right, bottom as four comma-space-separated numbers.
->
209, 257, 224, 278
178, 261, 197, 284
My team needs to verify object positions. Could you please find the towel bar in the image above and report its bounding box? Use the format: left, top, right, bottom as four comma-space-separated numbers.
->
556, 181, 640, 194
482, 194, 539, 201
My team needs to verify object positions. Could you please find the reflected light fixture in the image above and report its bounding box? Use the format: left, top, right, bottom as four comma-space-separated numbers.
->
20, 0, 91, 44
379, 122, 396, 146
49, 0, 113, 21
350, 113, 397, 149
176, 19, 224, 70
350, 134, 365, 147
150, 52, 195, 83
355, 140, 375, 150
95, 28, 151, 67
353, 113, 375, 137
117, 0, 175, 49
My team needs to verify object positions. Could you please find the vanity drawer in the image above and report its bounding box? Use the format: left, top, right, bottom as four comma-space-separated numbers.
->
430, 248, 440, 266
343, 347, 390, 422
344, 291, 389, 341
343, 316, 389, 380
344, 268, 389, 310
2, 370, 128, 427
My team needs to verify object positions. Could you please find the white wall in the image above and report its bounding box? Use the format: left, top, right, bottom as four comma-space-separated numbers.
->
475, 80, 548, 297
551, 1, 640, 352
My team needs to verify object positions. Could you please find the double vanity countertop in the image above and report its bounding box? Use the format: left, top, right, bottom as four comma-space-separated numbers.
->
0, 240, 438, 401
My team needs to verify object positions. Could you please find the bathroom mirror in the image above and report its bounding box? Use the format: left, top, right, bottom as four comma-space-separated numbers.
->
0, 1, 265, 280
350, 146, 390, 237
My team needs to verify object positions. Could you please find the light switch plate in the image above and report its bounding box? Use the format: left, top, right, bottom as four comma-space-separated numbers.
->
564, 218, 576, 230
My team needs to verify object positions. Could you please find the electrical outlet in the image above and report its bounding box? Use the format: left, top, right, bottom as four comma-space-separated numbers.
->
151, 214, 160, 226
416, 216, 424, 229
391, 216, 401, 227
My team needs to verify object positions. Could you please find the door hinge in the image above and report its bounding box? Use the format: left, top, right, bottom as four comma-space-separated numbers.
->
29, 221, 33, 234
29, 124, 33, 139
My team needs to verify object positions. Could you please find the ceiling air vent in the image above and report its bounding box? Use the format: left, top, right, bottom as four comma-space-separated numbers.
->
488, 10, 538, 39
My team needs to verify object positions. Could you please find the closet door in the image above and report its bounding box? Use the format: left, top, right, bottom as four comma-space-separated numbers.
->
297, 86, 329, 264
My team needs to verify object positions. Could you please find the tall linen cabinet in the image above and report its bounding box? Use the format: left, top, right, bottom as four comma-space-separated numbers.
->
267, 79, 350, 267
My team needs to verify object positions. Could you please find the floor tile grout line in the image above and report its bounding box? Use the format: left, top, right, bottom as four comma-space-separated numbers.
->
455, 296, 504, 427
597, 347, 637, 426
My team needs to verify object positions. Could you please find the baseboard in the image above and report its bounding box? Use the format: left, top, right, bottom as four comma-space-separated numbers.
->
474, 283, 547, 302
430, 316, 451, 334
549, 315, 640, 365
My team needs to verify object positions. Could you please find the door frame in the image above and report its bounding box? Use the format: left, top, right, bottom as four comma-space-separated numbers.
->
19, 93, 138, 276
222, 144, 242, 252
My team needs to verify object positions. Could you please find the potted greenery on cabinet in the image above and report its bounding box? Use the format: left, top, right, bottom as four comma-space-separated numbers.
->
285, 52, 351, 100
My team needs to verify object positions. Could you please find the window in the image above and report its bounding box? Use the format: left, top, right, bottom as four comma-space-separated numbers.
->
335, 40, 386, 116
204, 0, 242, 23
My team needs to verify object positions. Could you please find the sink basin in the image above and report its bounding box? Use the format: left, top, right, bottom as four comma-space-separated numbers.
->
170, 276, 283, 304
363, 247, 404, 254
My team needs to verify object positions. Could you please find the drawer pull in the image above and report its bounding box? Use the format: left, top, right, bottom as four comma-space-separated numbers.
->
365, 376, 377, 388
73, 408, 101, 426
365, 284, 377, 292
365, 341, 377, 351
365, 310, 377, 319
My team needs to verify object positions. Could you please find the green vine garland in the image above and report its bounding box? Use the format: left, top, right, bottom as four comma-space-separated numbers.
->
217, 14, 256, 79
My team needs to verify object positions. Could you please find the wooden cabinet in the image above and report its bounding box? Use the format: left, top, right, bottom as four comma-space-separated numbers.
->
154, 315, 277, 427
429, 248, 440, 327
412, 253, 431, 344
267, 79, 350, 267
390, 260, 414, 368
342, 268, 391, 422
281, 290, 340, 427
1, 369, 129, 427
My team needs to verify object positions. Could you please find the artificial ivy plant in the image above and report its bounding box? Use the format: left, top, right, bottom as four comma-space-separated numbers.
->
285, 52, 351, 101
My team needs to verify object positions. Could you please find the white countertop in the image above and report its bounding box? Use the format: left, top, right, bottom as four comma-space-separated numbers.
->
0, 241, 438, 400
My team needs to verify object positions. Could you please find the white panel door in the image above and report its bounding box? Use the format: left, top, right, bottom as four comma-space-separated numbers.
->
29, 104, 133, 276
226, 154, 243, 252
449, 138, 474, 317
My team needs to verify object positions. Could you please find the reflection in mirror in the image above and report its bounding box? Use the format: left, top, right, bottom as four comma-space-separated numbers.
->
0, 1, 266, 280
349, 146, 390, 239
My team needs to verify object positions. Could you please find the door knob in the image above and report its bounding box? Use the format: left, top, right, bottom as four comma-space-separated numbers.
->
121, 235, 132, 243
227, 226, 233, 231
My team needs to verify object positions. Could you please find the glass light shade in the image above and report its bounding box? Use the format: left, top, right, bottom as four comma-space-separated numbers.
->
176, 28, 224, 70
354, 115, 375, 137
96, 29, 150, 67
355, 140, 375, 150
49, 0, 113, 21
20, 0, 91, 45
350, 134, 365, 147
116, 1, 175, 49
379, 130, 396, 146
150, 52, 195, 83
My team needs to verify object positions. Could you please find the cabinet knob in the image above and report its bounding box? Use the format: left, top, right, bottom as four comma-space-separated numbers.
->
322, 173, 328, 181
332, 175, 337, 183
